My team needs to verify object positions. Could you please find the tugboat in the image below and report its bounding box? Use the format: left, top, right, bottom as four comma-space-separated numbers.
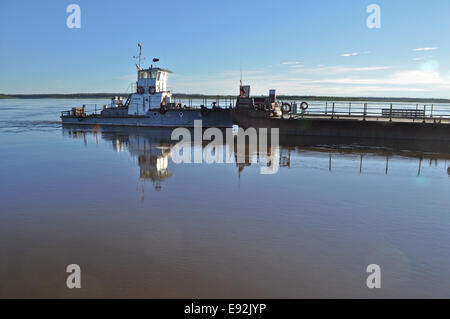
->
61, 44, 233, 128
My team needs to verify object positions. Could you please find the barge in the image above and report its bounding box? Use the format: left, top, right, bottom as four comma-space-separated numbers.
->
231, 86, 450, 142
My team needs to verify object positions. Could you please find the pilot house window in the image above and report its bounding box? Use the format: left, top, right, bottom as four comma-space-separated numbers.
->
139, 71, 154, 79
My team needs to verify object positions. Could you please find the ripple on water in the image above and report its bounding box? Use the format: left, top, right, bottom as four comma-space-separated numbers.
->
0, 120, 61, 133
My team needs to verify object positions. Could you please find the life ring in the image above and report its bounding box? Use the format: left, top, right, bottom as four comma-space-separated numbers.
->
137, 86, 145, 95
200, 106, 209, 116
281, 103, 291, 114
300, 102, 309, 111
77, 116, 84, 121
149, 86, 156, 95
179, 112, 183, 117
159, 106, 167, 114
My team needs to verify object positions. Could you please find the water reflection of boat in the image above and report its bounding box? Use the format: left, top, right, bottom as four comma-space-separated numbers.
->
62, 125, 450, 190
67, 127, 176, 191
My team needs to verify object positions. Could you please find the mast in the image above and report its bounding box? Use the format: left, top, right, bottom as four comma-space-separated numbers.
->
138, 44, 142, 69
133, 43, 145, 70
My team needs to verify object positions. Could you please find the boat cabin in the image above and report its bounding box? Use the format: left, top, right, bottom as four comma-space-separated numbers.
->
128, 67, 173, 115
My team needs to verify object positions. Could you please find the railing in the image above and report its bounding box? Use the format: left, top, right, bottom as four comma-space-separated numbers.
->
127, 82, 137, 93
61, 103, 108, 116
286, 101, 450, 122
62, 99, 450, 122
171, 96, 236, 109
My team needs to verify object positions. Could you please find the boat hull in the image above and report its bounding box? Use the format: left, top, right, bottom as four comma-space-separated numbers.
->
62, 109, 233, 128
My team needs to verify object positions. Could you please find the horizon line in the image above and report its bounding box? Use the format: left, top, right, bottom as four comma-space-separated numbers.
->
1, 92, 450, 102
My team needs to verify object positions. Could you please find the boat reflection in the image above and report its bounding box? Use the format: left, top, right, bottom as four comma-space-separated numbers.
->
62, 125, 450, 193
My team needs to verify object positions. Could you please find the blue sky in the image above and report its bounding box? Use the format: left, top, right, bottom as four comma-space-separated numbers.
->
1, 0, 449, 97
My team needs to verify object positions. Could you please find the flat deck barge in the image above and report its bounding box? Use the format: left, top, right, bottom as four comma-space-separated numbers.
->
231, 91, 450, 142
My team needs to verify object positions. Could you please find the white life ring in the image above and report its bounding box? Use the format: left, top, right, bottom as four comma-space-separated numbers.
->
281, 103, 291, 114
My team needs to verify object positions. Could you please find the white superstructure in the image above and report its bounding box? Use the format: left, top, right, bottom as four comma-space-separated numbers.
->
128, 67, 173, 115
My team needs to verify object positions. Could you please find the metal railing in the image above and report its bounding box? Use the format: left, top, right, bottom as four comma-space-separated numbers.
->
62, 99, 450, 123
286, 101, 450, 122
61, 103, 107, 116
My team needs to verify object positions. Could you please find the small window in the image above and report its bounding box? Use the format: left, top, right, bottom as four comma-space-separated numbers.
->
139, 71, 149, 79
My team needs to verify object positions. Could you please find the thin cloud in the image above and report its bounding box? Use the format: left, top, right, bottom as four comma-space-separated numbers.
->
290, 65, 394, 75
310, 70, 449, 87
340, 52, 360, 57
282, 61, 301, 65
171, 64, 450, 97
340, 51, 371, 57
413, 47, 438, 51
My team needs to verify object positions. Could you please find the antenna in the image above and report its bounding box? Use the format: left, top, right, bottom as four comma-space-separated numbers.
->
240, 61, 243, 87
133, 43, 146, 69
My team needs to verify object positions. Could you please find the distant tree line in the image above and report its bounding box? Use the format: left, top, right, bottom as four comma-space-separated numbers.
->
1, 93, 449, 103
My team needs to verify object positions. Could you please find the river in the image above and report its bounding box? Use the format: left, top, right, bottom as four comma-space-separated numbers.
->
1, 99, 450, 298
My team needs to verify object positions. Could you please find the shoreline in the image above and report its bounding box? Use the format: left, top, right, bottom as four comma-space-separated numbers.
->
1, 93, 450, 103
